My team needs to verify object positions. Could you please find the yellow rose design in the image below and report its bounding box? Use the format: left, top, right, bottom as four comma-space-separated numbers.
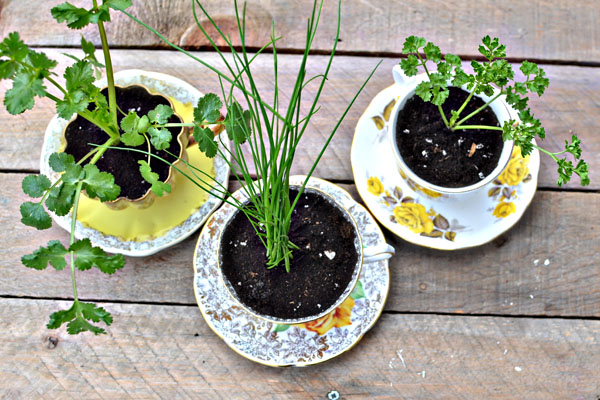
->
493, 201, 516, 218
498, 149, 530, 186
393, 203, 434, 234
367, 176, 384, 196
297, 297, 355, 335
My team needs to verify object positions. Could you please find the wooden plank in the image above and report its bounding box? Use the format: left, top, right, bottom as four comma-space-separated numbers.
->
0, 0, 599, 62
0, 49, 598, 189
1, 298, 598, 399
2, 173, 599, 317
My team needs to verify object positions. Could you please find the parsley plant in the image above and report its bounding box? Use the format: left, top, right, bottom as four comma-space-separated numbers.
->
400, 35, 589, 186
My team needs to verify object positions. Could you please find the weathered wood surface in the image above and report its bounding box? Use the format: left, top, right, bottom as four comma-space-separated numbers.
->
0, 49, 598, 189
1, 0, 599, 62
2, 173, 599, 317
1, 299, 599, 399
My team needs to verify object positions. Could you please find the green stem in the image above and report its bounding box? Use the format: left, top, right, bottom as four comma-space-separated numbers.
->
453, 93, 502, 128
69, 181, 84, 311
414, 52, 449, 127
453, 125, 503, 131
94, 0, 118, 132
533, 144, 559, 161
451, 90, 475, 127
162, 122, 198, 128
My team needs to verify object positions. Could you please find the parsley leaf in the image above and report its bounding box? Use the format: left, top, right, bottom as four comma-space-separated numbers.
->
138, 160, 171, 196
21, 240, 68, 270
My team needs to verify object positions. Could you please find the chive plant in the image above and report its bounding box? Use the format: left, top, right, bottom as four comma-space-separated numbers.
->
120, 0, 380, 271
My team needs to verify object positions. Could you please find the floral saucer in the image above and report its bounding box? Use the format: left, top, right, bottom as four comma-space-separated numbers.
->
40, 70, 230, 257
193, 176, 390, 367
351, 85, 540, 250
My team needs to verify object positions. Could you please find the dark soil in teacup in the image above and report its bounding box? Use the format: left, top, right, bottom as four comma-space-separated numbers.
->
64, 86, 182, 199
395, 87, 504, 188
220, 188, 359, 320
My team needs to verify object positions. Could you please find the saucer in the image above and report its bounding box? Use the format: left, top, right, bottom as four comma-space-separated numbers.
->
351, 85, 540, 250
39, 70, 230, 257
193, 176, 390, 367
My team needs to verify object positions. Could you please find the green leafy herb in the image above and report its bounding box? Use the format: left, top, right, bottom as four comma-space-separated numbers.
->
70, 238, 125, 274
22, 240, 68, 270
47, 301, 113, 335
399, 35, 589, 186
138, 160, 171, 196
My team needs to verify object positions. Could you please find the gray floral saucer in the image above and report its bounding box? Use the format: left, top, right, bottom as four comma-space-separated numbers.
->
193, 176, 390, 367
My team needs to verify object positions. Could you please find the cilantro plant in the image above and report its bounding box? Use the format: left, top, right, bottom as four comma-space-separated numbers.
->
0, 1, 195, 335
400, 35, 589, 186
117, 0, 379, 271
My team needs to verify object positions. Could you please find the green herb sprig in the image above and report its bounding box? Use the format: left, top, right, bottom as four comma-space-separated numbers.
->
120, 0, 380, 271
400, 35, 589, 186
1, 0, 193, 335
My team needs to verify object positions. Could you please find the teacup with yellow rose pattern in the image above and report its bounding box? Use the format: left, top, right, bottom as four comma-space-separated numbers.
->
388, 65, 516, 196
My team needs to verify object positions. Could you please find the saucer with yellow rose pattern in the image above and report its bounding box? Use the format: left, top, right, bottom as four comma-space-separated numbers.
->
193, 176, 390, 367
351, 84, 540, 250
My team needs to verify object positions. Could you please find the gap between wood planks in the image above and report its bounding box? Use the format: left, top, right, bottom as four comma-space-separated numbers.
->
23, 44, 600, 68
2, 294, 599, 321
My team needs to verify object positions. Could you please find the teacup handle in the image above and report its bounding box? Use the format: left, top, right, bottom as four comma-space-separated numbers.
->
363, 243, 395, 263
392, 64, 410, 86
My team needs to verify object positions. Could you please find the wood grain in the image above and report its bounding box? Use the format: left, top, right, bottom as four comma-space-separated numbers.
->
2, 173, 599, 317
0, 0, 599, 62
0, 49, 598, 189
1, 298, 598, 399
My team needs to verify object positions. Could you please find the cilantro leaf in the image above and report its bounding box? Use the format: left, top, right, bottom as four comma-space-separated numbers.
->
103, 0, 133, 11
20, 201, 52, 230
138, 160, 171, 196
62, 162, 84, 185
193, 125, 218, 158
70, 238, 125, 274
21, 240, 68, 270
194, 93, 222, 124
45, 183, 76, 216
223, 101, 251, 144
120, 111, 148, 146
148, 127, 172, 150
22, 174, 51, 198
47, 303, 76, 330
51, 3, 93, 29
64, 60, 95, 92
47, 301, 112, 335
82, 164, 121, 202
0, 32, 29, 61
4, 71, 47, 114
147, 104, 173, 125
56, 90, 89, 120
121, 111, 149, 134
